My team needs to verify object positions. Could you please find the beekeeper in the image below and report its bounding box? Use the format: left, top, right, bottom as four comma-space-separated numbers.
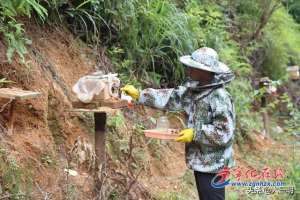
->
121, 47, 236, 200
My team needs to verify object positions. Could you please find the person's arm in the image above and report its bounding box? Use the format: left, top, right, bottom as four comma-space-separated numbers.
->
193, 90, 235, 147
138, 86, 187, 111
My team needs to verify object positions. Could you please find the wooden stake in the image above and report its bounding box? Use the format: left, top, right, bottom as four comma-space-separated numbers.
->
94, 112, 107, 194
7, 99, 16, 136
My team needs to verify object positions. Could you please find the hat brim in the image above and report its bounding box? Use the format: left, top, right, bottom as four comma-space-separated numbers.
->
179, 55, 230, 74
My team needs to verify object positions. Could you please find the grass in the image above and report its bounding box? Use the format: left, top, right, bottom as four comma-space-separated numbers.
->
102, 0, 200, 86
0, 147, 33, 199
226, 134, 300, 200
153, 171, 197, 200
156, 192, 189, 200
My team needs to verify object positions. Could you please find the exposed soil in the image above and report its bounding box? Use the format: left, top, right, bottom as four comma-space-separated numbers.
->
0, 23, 298, 200
0, 23, 191, 199
0, 24, 103, 199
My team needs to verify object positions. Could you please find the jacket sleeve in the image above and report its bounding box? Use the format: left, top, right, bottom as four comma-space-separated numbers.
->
193, 91, 235, 147
138, 86, 187, 111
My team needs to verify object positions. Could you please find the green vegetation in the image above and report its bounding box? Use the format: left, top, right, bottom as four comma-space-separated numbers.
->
1, 0, 299, 80
0, 0, 299, 155
228, 78, 263, 143
287, 159, 300, 200
102, 0, 199, 86
1, 0, 300, 199
0, 147, 32, 199
0, 0, 47, 63
284, 0, 300, 23
261, 7, 300, 79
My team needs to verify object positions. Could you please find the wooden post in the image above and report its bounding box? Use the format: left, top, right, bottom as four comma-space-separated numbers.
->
7, 99, 16, 136
94, 112, 107, 194
259, 77, 271, 138
261, 96, 269, 138
66, 107, 121, 198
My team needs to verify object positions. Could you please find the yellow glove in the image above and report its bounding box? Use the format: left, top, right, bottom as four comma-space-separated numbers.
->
175, 128, 194, 143
121, 85, 140, 100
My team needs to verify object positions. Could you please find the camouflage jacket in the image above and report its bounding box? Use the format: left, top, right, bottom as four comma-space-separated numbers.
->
139, 77, 235, 173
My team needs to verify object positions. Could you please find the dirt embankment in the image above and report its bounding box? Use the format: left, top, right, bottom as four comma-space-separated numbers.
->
1, 24, 298, 200
0, 24, 114, 199
0, 24, 189, 199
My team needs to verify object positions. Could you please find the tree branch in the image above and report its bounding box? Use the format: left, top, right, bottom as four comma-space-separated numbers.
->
250, 1, 281, 41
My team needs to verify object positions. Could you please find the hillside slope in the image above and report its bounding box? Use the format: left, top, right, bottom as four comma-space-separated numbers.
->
0, 24, 107, 199
0, 23, 299, 200
0, 23, 191, 200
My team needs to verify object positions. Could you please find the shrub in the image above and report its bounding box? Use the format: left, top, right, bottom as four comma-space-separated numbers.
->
284, 0, 300, 23
0, 0, 47, 63
227, 78, 262, 142
99, 0, 199, 86
260, 8, 300, 80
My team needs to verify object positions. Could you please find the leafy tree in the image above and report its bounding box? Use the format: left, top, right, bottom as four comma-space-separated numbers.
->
283, 0, 300, 23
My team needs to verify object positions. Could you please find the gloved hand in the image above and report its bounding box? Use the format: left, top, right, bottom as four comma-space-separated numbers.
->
121, 85, 140, 100
175, 128, 194, 143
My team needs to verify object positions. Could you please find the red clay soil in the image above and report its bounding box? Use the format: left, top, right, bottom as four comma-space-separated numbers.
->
1, 23, 292, 200
0, 24, 109, 199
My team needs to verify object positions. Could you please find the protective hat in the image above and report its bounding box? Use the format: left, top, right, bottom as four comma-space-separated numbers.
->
179, 47, 231, 74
